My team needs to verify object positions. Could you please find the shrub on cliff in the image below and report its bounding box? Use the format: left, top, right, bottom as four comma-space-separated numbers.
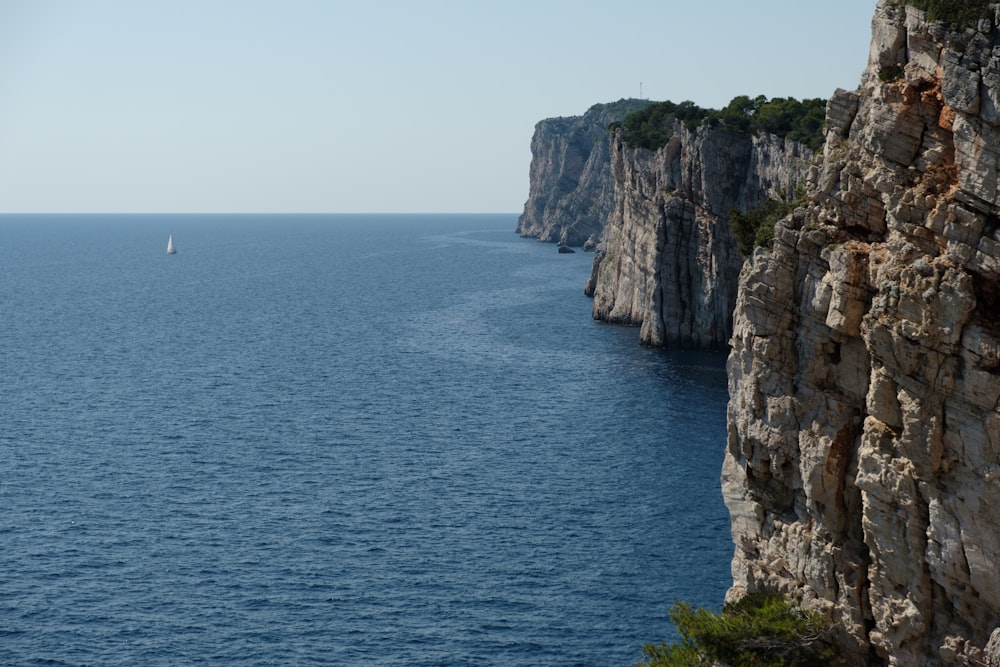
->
726, 96, 827, 151
636, 592, 842, 667
609, 100, 711, 150
905, 0, 993, 27
731, 192, 803, 257
612, 96, 826, 151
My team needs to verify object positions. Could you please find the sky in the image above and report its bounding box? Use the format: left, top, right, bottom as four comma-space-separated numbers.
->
0, 1, 878, 214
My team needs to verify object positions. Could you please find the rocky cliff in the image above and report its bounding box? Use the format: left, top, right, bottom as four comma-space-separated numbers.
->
517, 99, 650, 247
584, 122, 813, 349
724, 2, 1000, 664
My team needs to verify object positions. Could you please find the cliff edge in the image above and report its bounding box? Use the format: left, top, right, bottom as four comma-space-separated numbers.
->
724, 2, 1000, 664
517, 99, 650, 247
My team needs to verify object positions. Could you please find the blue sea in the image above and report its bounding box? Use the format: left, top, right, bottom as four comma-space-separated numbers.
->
0, 214, 731, 666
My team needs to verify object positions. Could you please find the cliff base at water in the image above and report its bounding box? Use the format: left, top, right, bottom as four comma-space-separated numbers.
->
585, 111, 814, 349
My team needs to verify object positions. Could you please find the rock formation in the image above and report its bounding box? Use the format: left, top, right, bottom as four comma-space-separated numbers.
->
724, 2, 1000, 664
517, 99, 651, 247
584, 121, 813, 349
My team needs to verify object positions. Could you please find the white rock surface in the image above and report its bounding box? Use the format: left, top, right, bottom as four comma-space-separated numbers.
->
725, 2, 1000, 664
586, 122, 812, 349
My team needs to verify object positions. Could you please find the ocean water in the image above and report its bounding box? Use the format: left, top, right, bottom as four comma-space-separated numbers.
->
0, 214, 732, 666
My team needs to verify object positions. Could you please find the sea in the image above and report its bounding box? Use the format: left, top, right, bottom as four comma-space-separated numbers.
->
0, 213, 732, 666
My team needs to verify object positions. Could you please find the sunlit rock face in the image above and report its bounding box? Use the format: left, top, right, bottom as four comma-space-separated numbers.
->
724, 2, 1000, 664
517, 99, 650, 248
585, 123, 811, 349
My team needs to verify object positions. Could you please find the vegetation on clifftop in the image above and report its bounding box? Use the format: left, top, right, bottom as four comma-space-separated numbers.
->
608, 100, 712, 149
609, 95, 826, 152
904, 0, 993, 27
637, 593, 843, 667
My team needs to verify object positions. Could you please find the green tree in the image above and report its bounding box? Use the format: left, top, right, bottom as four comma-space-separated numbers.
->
731, 194, 803, 257
906, 0, 992, 26
610, 100, 712, 150
718, 95, 758, 132
637, 593, 843, 667
612, 95, 826, 151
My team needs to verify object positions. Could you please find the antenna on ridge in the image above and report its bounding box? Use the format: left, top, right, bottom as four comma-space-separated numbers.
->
640, 81, 643, 99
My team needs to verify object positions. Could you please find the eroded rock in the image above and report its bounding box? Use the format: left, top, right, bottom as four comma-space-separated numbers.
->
725, 2, 1000, 664
586, 122, 813, 349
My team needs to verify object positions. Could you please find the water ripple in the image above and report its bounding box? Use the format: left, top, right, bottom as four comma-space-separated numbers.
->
0, 214, 731, 666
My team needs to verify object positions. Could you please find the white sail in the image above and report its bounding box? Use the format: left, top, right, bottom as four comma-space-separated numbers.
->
167, 233, 176, 254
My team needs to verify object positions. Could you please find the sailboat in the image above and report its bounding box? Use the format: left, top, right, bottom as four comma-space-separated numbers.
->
166, 233, 176, 255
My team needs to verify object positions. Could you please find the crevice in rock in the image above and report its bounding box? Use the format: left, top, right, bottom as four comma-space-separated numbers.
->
984, 212, 1000, 240
972, 272, 1000, 338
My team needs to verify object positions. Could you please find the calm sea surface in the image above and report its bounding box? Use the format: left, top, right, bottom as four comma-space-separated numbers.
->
0, 214, 731, 666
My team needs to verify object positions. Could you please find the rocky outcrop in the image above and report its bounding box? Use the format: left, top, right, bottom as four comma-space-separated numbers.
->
585, 123, 812, 349
517, 99, 651, 247
724, 2, 1000, 664
987, 629, 1000, 667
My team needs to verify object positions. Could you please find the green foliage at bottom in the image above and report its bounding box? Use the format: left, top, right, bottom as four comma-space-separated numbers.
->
637, 592, 843, 667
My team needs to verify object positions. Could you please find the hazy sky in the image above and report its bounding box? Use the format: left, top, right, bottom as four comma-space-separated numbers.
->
0, 1, 877, 213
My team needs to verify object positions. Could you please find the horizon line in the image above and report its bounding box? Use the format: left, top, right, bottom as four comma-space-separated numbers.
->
0, 211, 521, 216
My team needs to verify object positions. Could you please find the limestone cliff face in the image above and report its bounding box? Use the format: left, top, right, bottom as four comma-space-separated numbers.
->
584, 123, 812, 349
725, 2, 1000, 664
517, 99, 650, 247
